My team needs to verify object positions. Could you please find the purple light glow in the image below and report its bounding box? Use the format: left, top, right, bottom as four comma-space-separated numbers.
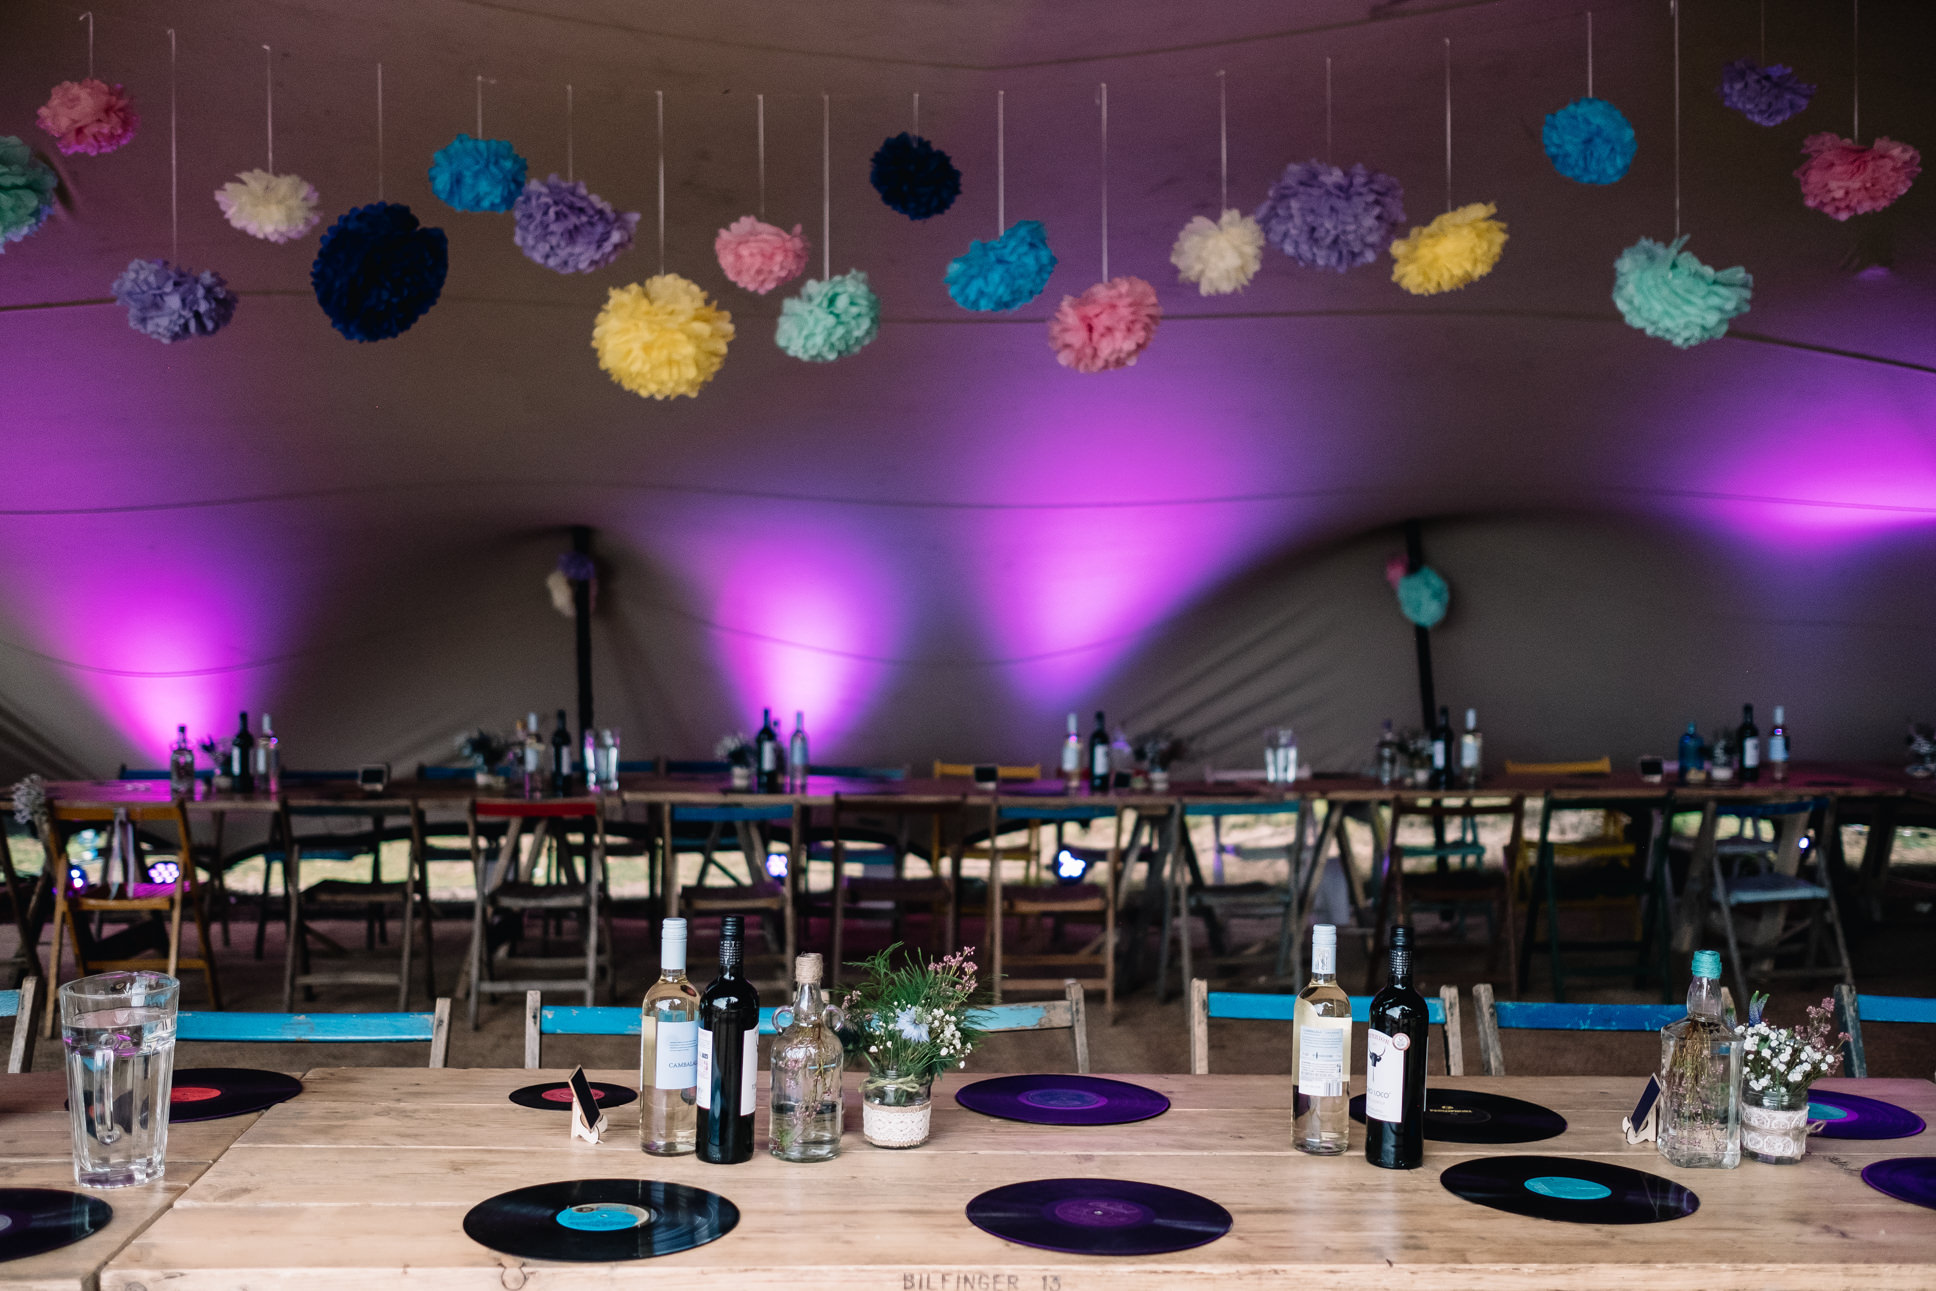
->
1697, 400, 1936, 541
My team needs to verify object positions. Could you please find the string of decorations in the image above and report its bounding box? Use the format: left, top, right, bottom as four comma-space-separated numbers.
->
514, 84, 640, 273
1719, 0, 1813, 127
111, 29, 237, 344
1388, 39, 1507, 296
1541, 12, 1636, 185
1047, 83, 1162, 373
945, 89, 1057, 312
870, 93, 960, 220
1793, 0, 1918, 221
39, 13, 138, 157
214, 45, 321, 243
715, 94, 810, 294
1256, 56, 1406, 272
775, 94, 881, 362
1170, 71, 1264, 296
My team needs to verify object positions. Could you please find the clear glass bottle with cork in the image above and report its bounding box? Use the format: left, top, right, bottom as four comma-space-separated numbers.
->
1658, 949, 1742, 1169
768, 952, 845, 1162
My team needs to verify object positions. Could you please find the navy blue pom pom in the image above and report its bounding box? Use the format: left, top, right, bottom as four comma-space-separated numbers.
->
311, 202, 449, 342
869, 133, 960, 220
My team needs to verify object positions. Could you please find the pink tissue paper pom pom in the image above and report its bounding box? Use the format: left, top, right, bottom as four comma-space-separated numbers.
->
1795, 133, 1920, 220
37, 78, 138, 156
715, 215, 809, 294
1046, 276, 1162, 373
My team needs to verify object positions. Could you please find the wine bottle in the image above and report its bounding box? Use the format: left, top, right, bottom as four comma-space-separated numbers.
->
755, 709, 780, 793
1060, 712, 1082, 785
1364, 925, 1428, 1170
1429, 706, 1452, 790
169, 725, 197, 799
1767, 706, 1790, 783
1293, 924, 1351, 1154
522, 712, 542, 798
640, 917, 701, 1156
1677, 721, 1706, 785
697, 914, 760, 1163
1458, 708, 1483, 790
230, 711, 256, 794
1087, 710, 1110, 794
1736, 704, 1761, 784
257, 713, 280, 795
1375, 719, 1399, 787
788, 712, 810, 792
549, 709, 573, 796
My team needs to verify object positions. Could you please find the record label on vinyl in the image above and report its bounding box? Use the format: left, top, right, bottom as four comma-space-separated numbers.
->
463, 1179, 738, 1262
165, 1068, 303, 1122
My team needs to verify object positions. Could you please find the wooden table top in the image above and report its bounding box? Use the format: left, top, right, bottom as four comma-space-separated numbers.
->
0, 1071, 265, 1291
94, 1068, 1936, 1290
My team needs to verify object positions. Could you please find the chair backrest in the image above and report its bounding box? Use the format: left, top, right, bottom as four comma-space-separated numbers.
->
177, 999, 452, 1068
280, 770, 360, 784
1504, 757, 1613, 777
671, 805, 795, 824
1834, 983, 1936, 1079
1470, 983, 1682, 1075
996, 803, 1119, 823
935, 762, 1041, 781
416, 764, 478, 782
1, 978, 38, 1073
474, 800, 603, 821
616, 759, 661, 775
1181, 800, 1302, 818
812, 765, 909, 781
1189, 981, 1462, 1077
116, 766, 213, 783
665, 759, 732, 775
970, 980, 1091, 1074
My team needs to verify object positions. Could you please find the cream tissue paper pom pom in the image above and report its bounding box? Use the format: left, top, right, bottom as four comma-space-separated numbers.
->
215, 169, 321, 243
1170, 208, 1264, 296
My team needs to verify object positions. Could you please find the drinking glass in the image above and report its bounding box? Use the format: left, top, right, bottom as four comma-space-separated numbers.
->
60, 970, 179, 1188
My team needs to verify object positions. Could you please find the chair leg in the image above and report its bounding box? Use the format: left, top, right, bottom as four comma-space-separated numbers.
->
41, 898, 67, 1038
282, 872, 301, 1013
187, 875, 221, 1011
396, 883, 416, 1012
468, 890, 486, 1031
1712, 853, 1750, 1007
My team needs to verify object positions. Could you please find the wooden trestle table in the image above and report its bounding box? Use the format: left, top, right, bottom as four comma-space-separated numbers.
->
76, 1068, 1936, 1290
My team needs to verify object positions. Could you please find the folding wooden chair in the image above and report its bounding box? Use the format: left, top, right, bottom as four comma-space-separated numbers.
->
984, 801, 1121, 1019
1369, 794, 1525, 994
465, 799, 610, 1028
278, 801, 435, 1010
667, 803, 800, 985
1702, 798, 1853, 1004
1188, 979, 1463, 1076
41, 799, 221, 1036
1158, 799, 1312, 998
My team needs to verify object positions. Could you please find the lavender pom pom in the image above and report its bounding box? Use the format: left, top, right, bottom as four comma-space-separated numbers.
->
513, 175, 639, 274
870, 133, 961, 220
1255, 160, 1405, 272
111, 258, 237, 343
428, 134, 527, 212
1542, 98, 1636, 184
1719, 59, 1815, 127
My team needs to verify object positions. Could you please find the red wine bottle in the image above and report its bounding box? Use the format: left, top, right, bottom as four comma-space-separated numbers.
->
697, 914, 760, 1163
1364, 925, 1428, 1170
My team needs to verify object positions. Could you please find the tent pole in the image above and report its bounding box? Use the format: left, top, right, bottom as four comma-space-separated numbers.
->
570, 526, 594, 744
1403, 519, 1437, 730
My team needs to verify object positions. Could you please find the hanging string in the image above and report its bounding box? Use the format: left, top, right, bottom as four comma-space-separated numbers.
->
565, 84, 574, 182
996, 89, 1005, 233
655, 89, 666, 275
80, 11, 93, 79
1324, 56, 1334, 164
1851, 0, 1860, 142
912, 92, 920, 137
756, 94, 767, 220
1217, 70, 1228, 212
1672, 0, 1681, 240
1098, 82, 1109, 281
167, 28, 178, 261
1759, 0, 1767, 65
1587, 11, 1595, 99
821, 92, 831, 280
475, 75, 493, 136
263, 45, 274, 172
1442, 38, 1452, 213
376, 62, 385, 202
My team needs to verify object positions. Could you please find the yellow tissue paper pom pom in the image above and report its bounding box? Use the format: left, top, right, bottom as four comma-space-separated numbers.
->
1389, 202, 1507, 296
592, 274, 734, 399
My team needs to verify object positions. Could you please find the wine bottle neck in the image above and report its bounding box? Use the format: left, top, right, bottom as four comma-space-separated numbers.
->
1388, 948, 1412, 988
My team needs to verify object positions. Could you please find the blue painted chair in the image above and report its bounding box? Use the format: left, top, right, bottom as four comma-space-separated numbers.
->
1160, 799, 1310, 1000
2, 977, 39, 1073
1470, 982, 1684, 1075
1834, 984, 1936, 1078
524, 978, 1091, 1072
177, 998, 451, 1068
1188, 980, 1464, 1077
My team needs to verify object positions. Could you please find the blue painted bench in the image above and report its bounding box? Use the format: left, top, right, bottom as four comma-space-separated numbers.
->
1191, 983, 1464, 1076
1835, 985, 1936, 1077
176, 999, 451, 1067
1472, 983, 1683, 1075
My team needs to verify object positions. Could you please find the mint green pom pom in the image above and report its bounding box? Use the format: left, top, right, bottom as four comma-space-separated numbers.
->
1612, 235, 1752, 349
1398, 567, 1449, 629
775, 270, 880, 362
0, 136, 58, 250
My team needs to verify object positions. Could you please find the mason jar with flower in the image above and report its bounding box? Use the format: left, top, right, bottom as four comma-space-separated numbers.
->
1736, 992, 1848, 1164
840, 944, 985, 1148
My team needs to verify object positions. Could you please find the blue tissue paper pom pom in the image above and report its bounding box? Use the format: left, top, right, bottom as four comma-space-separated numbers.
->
429, 134, 527, 212
1718, 59, 1815, 127
311, 202, 449, 342
111, 258, 237, 343
1397, 567, 1450, 629
1542, 98, 1636, 185
945, 219, 1057, 312
870, 132, 960, 220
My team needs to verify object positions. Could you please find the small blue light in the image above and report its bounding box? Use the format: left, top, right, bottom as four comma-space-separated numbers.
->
1055, 849, 1088, 881
765, 850, 789, 879
146, 860, 181, 885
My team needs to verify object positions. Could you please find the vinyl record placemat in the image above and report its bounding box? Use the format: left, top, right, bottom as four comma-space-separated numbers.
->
168, 1068, 303, 1122
1440, 1155, 1700, 1225
955, 1075, 1170, 1126
508, 1081, 639, 1112
1861, 1158, 1936, 1211
0, 1188, 113, 1263
1807, 1089, 1926, 1140
966, 1179, 1231, 1256
462, 1179, 738, 1263
1348, 1087, 1567, 1144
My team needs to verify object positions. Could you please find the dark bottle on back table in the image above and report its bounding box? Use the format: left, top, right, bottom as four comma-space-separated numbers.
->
1364, 924, 1428, 1170
1087, 710, 1110, 793
1736, 704, 1761, 784
229, 711, 255, 794
549, 709, 573, 796
697, 914, 761, 1163
755, 709, 780, 793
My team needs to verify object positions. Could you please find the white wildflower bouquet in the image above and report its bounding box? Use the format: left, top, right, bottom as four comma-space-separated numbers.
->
1737, 992, 1847, 1097
840, 943, 986, 1083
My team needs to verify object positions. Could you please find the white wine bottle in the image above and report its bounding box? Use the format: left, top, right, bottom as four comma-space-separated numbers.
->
1292, 924, 1351, 1154
640, 918, 701, 1155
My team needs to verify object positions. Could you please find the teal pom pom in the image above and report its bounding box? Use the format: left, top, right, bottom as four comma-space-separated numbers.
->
945, 220, 1056, 311
1542, 98, 1636, 185
1612, 235, 1752, 349
775, 270, 881, 362
1397, 567, 1449, 629
0, 136, 57, 251
429, 134, 527, 212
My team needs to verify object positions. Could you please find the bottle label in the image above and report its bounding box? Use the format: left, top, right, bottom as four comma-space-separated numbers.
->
1092, 745, 1109, 776
1431, 742, 1446, 770
696, 1030, 713, 1110
1365, 1029, 1405, 1123
1741, 737, 1760, 768
1460, 735, 1480, 770
760, 743, 778, 771
1768, 734, 1788, 762
1293, 1010, 1350, 1099
652, 1018, 698, 1090
740, 1030, 758, 1111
